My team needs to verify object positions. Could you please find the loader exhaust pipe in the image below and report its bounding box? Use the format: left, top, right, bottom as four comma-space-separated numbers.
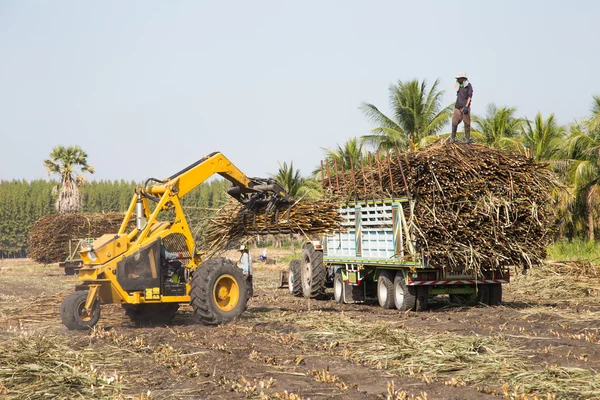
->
136, 193, 146, 230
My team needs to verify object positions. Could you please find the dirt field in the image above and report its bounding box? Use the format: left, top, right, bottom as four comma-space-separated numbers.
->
1, 253, 599, 399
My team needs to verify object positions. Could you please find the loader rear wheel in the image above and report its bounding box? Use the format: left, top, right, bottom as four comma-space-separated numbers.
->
393, 272, 417, 311
377, 270, 395, 309
288, 259, 303, 297
190, 257, 248, 325
60, 290, 100, 330
300, 243, 325, 299
123, 303, 179, 325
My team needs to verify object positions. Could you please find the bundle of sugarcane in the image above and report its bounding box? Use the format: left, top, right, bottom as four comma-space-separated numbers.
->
322, 143, 559, 271
28, 212, 130, 264
201, 199, 343, 256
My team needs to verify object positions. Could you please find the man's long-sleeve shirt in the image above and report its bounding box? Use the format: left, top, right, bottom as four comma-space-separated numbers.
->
455, 83, 473, 108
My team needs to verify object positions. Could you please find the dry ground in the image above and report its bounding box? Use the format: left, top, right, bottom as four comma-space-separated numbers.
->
0, 252, 599, 399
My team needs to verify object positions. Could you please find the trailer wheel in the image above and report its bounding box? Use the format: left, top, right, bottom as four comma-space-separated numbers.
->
488, 284, 502, 306
333, 271, 344, 303
393, 272, 417, 311
377, 270, 395, 309
60, 290, 100, 330
190, 257, 248, 325
300, 243, 325, 299
288, 259, 303, 297
123, 303, 179, 325
476, 285, 490, 305
415, 287, 429, 311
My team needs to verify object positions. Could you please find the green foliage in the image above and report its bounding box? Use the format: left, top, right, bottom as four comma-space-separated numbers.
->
0, 179, 232, 257
271, 161, 304, 197
472, 104, 525, 149
547, 239, 600, 262
360, 79, 452, 150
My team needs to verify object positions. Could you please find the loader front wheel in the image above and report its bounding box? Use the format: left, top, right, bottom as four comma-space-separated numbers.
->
288, 259, 303, 297
190, 257, 248, 325
60, 290, 100, 330
123, 303, 179, 325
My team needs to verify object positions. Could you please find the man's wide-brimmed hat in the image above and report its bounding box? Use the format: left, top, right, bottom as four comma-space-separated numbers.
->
455, 72, 468, 79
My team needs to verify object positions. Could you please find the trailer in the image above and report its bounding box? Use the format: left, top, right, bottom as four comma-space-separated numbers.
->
58, 239, 89, 275
288, 198, 509, 310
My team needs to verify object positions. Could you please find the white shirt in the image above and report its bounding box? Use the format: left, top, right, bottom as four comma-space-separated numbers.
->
240, 252, 252, 276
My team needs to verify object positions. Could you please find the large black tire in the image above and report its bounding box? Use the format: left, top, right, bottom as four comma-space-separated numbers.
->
377, 270, 395, 309
60, 290, 100, 330
333, 270, 344, 303
123, 303, 180, 325
488, 284, 502, 306
393, 272, 417, 311
476, 284, 490, 305
300, 243, 325, 299
190, 257, 248, 325
288, 259, 303, 297
415, 286, 429, 312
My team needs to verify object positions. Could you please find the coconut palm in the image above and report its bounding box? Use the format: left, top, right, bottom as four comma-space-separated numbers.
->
472, 104, 525, 149
271, 161, 304, 198
521, 112, 566, 161
360, 79, 452, 151
44, 145, 94, 214
558, 122, 600, 241
587, 95, 600, 133
323, 137, 365, 171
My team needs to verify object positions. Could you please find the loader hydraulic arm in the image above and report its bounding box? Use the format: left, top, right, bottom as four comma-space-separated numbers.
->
144, 152, 292, 207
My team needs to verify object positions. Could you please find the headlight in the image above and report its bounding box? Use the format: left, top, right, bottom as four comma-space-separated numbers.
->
88, 251, 97, 262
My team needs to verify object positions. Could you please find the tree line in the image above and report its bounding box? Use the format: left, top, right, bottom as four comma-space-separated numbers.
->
0, 179, 231, 258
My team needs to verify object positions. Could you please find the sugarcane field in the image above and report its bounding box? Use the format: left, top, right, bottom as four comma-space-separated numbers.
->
2, 2, 600, 399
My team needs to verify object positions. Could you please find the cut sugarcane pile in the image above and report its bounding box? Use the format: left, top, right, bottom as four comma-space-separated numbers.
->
28, 213, 129, 264
322, 143, 559, 271
201, 199, 343, 256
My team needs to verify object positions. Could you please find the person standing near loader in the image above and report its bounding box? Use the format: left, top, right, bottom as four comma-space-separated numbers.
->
239, 245, 253, 298
450, 72, 473, 143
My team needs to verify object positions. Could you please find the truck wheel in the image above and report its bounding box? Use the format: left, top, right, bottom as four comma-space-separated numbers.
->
377, 270, 395, 309
334, 270, 344, 304
476, 285, 490, 305
288, 259, 303, 297
190, 257, 248, 325
123, 303, 179, 325
415, 287, 429, 312
300, 243, 325, 299
488, 284, 502, 306
393, 272, 417, 311
60, 290, 100, 330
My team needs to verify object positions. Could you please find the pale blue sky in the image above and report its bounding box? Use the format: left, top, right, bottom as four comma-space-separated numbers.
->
1, 1, 599, 182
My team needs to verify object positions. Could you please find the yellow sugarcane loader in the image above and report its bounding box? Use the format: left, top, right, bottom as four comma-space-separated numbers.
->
60, 152, 292, 330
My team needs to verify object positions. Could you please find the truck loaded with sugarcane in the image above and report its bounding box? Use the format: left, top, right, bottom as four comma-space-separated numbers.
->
286, 143, 558, 310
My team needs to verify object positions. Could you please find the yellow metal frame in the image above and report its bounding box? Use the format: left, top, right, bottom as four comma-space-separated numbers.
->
74, 152, 257, 310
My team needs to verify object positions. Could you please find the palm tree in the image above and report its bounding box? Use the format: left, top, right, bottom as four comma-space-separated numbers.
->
587, 95, 600, 133
44, 145, 94, 214
360, 79, 452, 151
322, 137, 364, 171
472, 104, 524, 149
271, 161, 304, 198
521, 112, 565, 161
558, 122, 600, 241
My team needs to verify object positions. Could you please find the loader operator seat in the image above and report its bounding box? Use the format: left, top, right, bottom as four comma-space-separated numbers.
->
160, 243, 185, 283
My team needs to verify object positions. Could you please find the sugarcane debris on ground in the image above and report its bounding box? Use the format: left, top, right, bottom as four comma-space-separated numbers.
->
1, 256, 599, 399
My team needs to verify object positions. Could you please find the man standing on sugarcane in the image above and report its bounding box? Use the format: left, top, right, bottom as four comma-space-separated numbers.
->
450, 72, 473, 143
